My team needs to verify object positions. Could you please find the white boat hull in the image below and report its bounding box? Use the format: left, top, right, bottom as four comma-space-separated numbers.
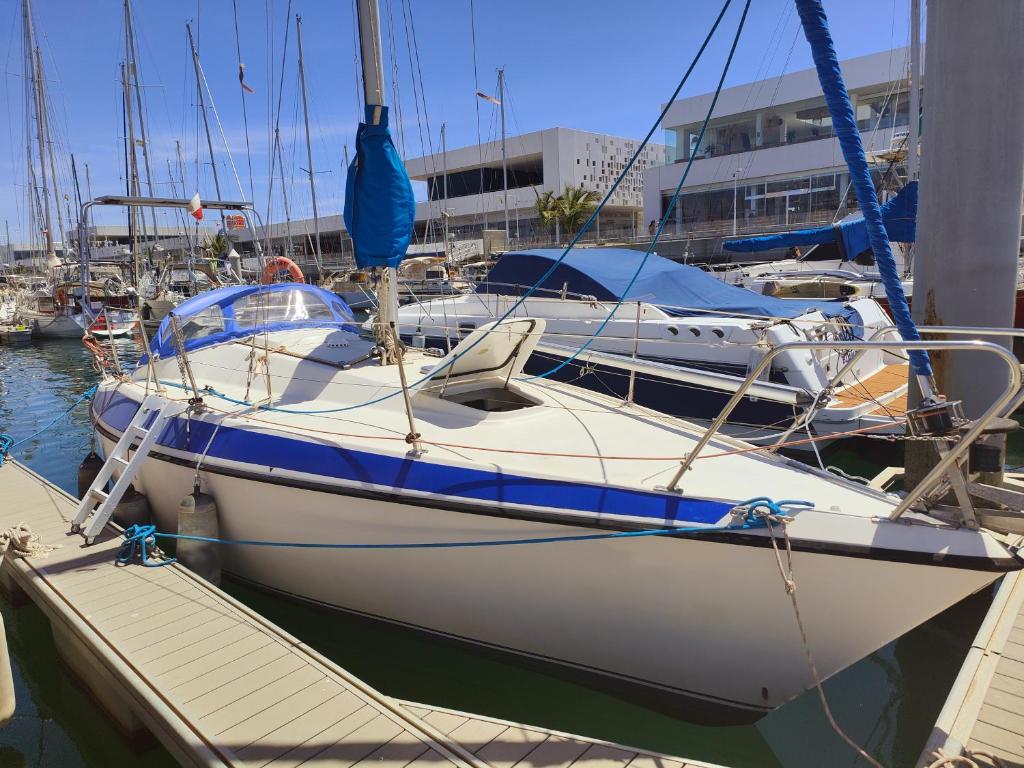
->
95, 418, 1001, 722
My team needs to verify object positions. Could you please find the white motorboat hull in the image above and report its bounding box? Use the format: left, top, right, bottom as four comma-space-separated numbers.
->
94, 398, 1006, 722
20, 311, 84, 338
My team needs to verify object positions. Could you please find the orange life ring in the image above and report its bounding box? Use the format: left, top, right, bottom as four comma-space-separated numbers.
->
261, 257, 304, 284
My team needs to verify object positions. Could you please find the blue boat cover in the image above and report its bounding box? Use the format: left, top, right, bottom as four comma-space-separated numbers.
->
724, 181, 917, 257
343, 105, 415, 269
795, 0, 930, 376
147, 284, 356, 360
480, 248, 857, 321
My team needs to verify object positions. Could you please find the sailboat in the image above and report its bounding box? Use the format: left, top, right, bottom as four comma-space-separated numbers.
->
85, 0, 1021, 724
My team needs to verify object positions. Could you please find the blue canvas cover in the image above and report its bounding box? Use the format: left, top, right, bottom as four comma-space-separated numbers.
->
148, 284, 356, 360
343, 105, 416, 269
480, 248, 857, 321
794, 0, 930, 376
724, 181, 918, 257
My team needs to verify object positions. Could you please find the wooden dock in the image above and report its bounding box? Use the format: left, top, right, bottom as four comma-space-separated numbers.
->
918, 570, 1024, 766
0, 459, 722, 768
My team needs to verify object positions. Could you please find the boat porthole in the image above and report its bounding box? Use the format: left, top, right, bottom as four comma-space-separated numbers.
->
667, 326, 679, 336
688, 327, 699, 337
712, 328, 724, 338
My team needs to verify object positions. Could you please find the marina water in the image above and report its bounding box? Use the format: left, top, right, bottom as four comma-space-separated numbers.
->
0, 338, 1006, 768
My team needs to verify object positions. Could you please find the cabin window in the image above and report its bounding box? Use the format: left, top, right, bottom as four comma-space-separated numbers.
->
161, 305, 225, 350
234, 288, 334, 326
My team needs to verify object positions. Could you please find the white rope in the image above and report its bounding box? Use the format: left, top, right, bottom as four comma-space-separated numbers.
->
760, 510, 886, 768
0, 524, 55, 565
926, 748, 1005, 768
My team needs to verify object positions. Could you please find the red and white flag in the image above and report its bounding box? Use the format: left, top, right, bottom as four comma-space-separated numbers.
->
475, 90, 501, 106
188, 192, 203, 221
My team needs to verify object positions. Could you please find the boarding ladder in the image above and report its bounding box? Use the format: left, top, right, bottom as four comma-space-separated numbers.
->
71, 395, 187, 544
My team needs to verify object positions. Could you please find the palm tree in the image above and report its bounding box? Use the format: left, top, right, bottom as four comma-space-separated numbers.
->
203, 233, 229, 260
533, 188, 558, 232
553, 185, 600, 239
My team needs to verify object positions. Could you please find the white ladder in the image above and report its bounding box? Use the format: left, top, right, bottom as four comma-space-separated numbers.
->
71, 395, 186, 544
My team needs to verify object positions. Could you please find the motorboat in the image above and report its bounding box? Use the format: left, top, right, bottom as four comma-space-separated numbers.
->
17, 275, 136, 339
396, 256, 471, 304
88, 281, 1020, 723
139, 262, 222, 333
717, 183, 1024, 326
389, 248, 908, 447
323, 269, 375, 310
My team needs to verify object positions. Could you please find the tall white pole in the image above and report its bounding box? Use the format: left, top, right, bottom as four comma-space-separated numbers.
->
498, 68, 510, 246
355, 0, 399, 358
908, 0, 921, 181
441, 122, 450, 266
732, 169, 740, 235
296, 15, 323, 276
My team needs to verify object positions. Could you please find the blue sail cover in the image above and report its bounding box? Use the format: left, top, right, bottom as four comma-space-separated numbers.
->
343, 105, 415, 269
481, 248, 859, 321
724, 181, 918, 257
794, 0, 930, 376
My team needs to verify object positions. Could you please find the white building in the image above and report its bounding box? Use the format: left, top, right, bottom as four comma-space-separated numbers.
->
406, 127, 667, 246
643, 47, 914, 239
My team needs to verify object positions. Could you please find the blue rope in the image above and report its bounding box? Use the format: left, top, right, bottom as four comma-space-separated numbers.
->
527, 0, 753, 382
115, 497, 812, 567
0, 384, 98, 466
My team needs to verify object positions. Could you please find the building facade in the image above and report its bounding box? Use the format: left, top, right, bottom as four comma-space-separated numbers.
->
643, 47, 915, 241
405, 127, 667, 247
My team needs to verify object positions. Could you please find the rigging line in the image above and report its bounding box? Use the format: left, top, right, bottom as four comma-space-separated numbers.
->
232, 0, 256, 203
191, 42, 265, 259
265, 0, 294, 257
210, 0, 739, 418
383, 0, 407, 158
529, 0, 753, 382
468, 0, 486, 229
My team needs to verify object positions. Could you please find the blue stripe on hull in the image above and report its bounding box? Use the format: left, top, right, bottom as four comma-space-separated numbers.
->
94, 390, 733, 525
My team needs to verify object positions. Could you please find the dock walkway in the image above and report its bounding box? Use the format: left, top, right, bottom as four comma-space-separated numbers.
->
0, 459, 720, 768
919, 570, 1024, 766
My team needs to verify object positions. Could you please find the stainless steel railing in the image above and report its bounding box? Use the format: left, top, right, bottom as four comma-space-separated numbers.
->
663, 332, 1024, 522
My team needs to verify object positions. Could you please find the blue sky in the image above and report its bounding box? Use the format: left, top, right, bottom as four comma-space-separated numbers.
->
0, 0, 912, 242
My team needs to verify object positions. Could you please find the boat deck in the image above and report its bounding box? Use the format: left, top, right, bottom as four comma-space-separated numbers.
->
0, 459, 721, 768
918, 570, 1024, 766
830, 363, 908, 415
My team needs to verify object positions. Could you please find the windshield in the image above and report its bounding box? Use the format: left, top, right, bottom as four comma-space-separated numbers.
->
234, 289, 335, 326
149, 284, 355, 360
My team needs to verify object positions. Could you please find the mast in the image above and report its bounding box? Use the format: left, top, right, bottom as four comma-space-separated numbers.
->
186, 23, 225, 228
35, 46, 66, 257
907, 0, 921, 182
498, 67, 509, 244
355, 0, 400, 352
273, 127, 294, 257
441, 122, 450, 266
24, 0, 53, 259
121, 60, 142, 288
296, 15, 323, 274
341, 143, 350, 266
125, 0, 160, 247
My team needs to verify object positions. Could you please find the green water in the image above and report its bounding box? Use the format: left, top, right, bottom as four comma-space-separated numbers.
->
0, 339, 1006, 768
